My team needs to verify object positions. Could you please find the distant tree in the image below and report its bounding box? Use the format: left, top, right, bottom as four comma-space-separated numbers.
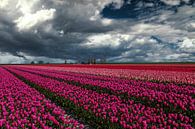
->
38, 60, 44, 64
103, 58, 106, 63
81, 61, 85, 64
93, 58, 96, 64
30, 61, 35, 64
87, 58, 91, 64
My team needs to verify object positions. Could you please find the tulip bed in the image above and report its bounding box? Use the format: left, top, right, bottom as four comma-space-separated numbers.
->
0, 67, 85, 128
20, 64, 195, 85
12, 67, 195, 113
28, 64, 195, 72
4, 66, 195, 129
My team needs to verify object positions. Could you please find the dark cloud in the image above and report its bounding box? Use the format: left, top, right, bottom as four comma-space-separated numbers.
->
0, 0, 195, 64
102, 0, 195, 19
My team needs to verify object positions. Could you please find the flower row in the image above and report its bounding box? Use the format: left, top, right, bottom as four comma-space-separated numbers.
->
34, 66, 195, 85
0, 68, 84, 129
6, 67, 194, 129
14, 66, 195, 113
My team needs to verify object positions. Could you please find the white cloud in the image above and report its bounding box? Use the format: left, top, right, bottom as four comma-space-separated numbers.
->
126, 36, 160, 52
129, 23, 182, 43
15, 9, 56, 31
0, 0, 9, 8
89, 10, 100, 21
54, 0, 123, 25
181, 38, 195, 48
134, 38, 146, 45
82, 33, 132, 48
190, 23, 195, 28
161, 0, 181, 6
1, 0, 124, 31
0, 52, 65, 64
140, 5, 195, 44
187, 22, 195, 29
24, 55, 65, 64
165, 53, 189, 60
134, 37, 156, 45
101, 18, 113, 26
160, 0, 190, 6
179, 37, 195, 52
145, 3, 154, 7
0, 0, 56, 31
0, 52, 25, 64
58, 30, 64, 37
16, 0, 40, 14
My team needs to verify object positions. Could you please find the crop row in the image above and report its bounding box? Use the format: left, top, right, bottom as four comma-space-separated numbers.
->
0, 67, 84, 129
12, 66, 195, 115
28, 64, 195, 72
6, 66, 194, 129
16, 66, 195, 96
34, 66, 195, 85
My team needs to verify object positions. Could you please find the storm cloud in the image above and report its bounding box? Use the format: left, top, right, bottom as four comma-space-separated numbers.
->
0, 0, 195, 63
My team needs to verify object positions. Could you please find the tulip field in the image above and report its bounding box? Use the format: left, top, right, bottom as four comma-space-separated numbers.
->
0, 64, 195, 129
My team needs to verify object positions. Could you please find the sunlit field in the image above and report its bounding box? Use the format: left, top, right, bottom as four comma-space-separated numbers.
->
0, 64, 194, 128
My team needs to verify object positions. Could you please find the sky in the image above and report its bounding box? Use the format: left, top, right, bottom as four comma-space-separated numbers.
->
0, 0, 195, 64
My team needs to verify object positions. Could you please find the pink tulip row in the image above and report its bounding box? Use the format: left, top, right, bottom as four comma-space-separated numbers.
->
17, 66, 195, 96
17, 66, 120, 83
6, 67, 194, 129
13, 66, 195, 112
29, 66, 195, 85
0, 68, 84, 129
